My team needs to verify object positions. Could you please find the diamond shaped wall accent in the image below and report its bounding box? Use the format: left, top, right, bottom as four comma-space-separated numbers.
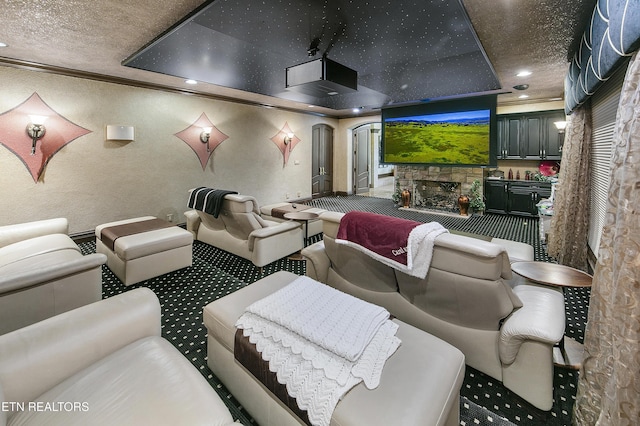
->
0, 93, 92, 182
175, 113, 229, 170
270, 122, 300, 166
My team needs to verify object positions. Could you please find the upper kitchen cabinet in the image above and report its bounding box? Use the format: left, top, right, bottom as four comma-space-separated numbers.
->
497, 110, 566, 160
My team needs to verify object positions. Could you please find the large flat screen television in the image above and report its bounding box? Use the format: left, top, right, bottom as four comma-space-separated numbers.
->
381, 95, 497, 166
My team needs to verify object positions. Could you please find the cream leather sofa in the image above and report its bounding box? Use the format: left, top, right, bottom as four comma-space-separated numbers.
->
185, 192, 304, 268
0, 288, 237, 426
204, 270, 465, 426
302, 211, 566, 411
0, 218, 106, 335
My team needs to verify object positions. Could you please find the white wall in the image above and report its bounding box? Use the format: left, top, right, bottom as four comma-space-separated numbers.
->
0, 66, 337, 233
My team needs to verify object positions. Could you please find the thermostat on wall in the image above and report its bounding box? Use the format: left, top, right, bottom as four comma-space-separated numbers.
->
106, 125, 135, 141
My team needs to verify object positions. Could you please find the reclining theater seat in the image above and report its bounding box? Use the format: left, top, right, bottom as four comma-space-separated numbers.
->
0, 288, 237, 426
0, 218, 106, 335
302, 211, 566, 411
185, 191, 304, 268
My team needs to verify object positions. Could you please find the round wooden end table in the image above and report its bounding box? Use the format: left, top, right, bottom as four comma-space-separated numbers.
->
283, 211, 319, 260
511, 261, 592, 370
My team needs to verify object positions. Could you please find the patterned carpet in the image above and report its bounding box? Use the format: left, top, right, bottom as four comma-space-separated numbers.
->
80, 195, 589, 426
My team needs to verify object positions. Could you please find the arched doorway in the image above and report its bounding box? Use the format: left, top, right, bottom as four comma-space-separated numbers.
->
352, 123, 393, 196
311, 124, 333, 198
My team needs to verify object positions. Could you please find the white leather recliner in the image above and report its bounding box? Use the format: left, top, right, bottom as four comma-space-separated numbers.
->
0, 218, 106, 335
185, 192, 304, 268
302, 211, 566, 411
0, 288, 237, 425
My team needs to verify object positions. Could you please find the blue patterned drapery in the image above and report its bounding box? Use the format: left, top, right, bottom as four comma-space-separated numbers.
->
564, 0, 640, 113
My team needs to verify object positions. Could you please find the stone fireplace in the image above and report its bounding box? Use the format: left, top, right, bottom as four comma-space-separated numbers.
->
395, 165, 485, 213
413, 181, 461, 212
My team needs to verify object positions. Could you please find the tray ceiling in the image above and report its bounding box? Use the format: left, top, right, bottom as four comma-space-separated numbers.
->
0, 0, 598, 117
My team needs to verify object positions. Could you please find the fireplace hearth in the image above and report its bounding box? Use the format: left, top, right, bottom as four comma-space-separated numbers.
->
413, 181, 461, 213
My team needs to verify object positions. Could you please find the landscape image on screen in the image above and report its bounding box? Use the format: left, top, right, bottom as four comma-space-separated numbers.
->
384, 109, 490, 165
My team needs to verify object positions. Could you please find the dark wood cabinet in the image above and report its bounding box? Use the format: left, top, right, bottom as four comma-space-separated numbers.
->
509, 182, 552, 216
522, 116, 542, 158
485, 180, 509, 213
540, 114, 565, 159
497, 116, 523, 158
497, 110, 565, 160
485, 179, 552, 216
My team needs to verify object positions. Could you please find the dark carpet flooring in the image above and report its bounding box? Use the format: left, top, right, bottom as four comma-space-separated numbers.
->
80, 195, 589, 426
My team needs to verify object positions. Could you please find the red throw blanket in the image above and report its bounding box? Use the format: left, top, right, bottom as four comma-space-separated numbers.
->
336, 211, 420, 266
336, 211, 448, 278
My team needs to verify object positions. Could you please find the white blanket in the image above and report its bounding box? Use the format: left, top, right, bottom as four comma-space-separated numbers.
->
235, 276, 401, 426
336, 221, 448, 279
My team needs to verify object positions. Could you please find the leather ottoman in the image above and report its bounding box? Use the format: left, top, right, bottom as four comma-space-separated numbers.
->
95, 216, 193, 286
203, 270, 465, 426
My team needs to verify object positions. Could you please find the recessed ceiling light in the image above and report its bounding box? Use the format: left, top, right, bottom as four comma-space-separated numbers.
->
185, 79, 197, 85
352, 107, 362, 113
0, 42, 7, 48
518, 94, 530, 99
327, 91, 339, 96
308, 105, 315, 108
513, 84, 529, 91
516, 70, 532, 77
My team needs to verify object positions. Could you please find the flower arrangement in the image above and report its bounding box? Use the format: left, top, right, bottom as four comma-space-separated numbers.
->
392, 179, 402, 205
469, 179, 485, 213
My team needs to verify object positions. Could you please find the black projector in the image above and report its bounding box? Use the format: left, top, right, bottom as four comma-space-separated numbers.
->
286, 57, 358, 97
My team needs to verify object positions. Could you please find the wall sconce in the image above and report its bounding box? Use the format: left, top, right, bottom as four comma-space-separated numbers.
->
284, 132, 294, 146
26, 115, 47, 155
554, 121, 567, 133
200, 127, 212, 152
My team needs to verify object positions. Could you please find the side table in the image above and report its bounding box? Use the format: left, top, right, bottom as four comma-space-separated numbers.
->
283, 211, 319, 260
511, 261, 592, 369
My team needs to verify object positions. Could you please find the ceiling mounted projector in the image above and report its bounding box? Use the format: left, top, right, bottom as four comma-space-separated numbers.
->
286, 57, 358, 98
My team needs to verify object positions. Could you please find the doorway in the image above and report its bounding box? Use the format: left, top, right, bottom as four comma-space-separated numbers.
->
352, 123, 394, 197
311, 124, 333, 198
353, 125, 370, 194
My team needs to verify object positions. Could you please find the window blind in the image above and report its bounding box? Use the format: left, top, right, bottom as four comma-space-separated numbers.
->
588, 65, 626, 257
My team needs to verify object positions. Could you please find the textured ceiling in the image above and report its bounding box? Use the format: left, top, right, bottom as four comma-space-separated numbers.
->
0, 0, 597, 117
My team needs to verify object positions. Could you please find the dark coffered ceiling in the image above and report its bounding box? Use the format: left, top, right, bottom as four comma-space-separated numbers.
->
0, 0, 597, 117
